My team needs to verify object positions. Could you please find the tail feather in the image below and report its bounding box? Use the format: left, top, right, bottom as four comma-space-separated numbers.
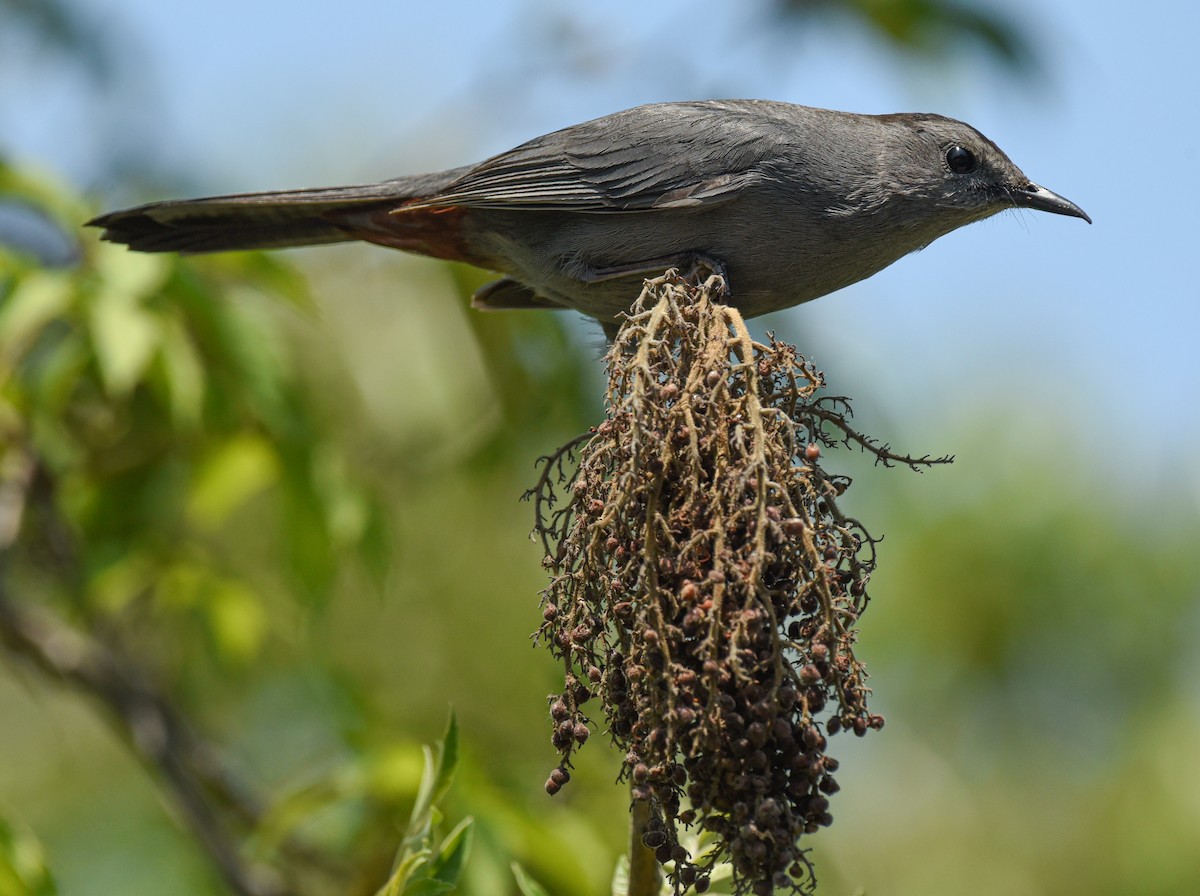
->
87, 169, 473, 254
87, 185, 400, 253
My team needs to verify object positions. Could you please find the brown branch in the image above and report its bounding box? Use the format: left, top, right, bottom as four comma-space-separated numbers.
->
0, 448, 330, 896
807, 402, 954, 469
0, 597, 288, 896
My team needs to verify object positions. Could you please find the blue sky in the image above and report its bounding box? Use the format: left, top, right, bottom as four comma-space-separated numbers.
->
5, 0, 1197, 480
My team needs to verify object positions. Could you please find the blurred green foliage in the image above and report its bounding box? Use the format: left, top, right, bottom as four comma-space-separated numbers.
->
775, 0, 1034, 70
0, 162, 388, 627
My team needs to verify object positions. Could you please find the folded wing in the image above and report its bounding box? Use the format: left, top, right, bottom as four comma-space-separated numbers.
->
407, 101, 786, 214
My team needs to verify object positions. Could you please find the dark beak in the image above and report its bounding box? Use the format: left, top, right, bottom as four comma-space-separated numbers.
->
1014, 182, 1091, 224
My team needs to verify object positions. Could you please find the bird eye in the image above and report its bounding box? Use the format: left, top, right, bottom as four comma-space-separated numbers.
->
945, 145, 977, 174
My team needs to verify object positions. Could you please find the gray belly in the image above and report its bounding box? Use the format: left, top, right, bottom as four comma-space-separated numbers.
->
464, 200, 923, 322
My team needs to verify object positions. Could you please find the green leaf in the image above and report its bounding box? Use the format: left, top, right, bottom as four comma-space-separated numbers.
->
401, 880, 455, 896
0, 818, 56, 896
376, 848, 432, 896
377, 714, 465, 896
87, 274, 162, 396
0, 161, 90, 229
86, 549, 156, 613
513, 863, 552, 896
405, 748, 439, 847
0, 270, 73, 368
608, 856, 628, 896
186, 435, 280, 530
430, 818, 473, 886
204, 578, 267, 663
432, 713, 460, 809
154, 316, 206, 427
405, 713, 459, 845
218, 253, 314, 311
94, 244, 170, 298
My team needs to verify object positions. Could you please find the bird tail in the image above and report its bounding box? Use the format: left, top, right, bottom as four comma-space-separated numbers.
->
86, 170, 467, 254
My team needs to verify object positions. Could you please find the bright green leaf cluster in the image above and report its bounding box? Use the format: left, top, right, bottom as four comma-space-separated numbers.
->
0, 163, 388, 665
374, 716, 472, 896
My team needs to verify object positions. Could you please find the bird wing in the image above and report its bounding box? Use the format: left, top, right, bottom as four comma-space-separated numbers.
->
407, 101, 786, 213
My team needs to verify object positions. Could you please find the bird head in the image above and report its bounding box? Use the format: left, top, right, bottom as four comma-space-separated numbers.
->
877, 112, 1091, 228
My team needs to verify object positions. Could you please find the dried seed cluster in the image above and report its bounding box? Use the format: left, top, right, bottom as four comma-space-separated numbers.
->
531, 271, 945, 894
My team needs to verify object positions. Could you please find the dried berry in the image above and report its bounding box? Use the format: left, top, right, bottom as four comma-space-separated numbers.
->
528, 273, 943, 895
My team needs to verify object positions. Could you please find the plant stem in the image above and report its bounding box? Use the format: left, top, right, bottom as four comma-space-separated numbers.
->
628, 790, 661, 896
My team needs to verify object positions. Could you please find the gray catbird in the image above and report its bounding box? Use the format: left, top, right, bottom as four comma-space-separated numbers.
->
89, 100, 1089, 333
